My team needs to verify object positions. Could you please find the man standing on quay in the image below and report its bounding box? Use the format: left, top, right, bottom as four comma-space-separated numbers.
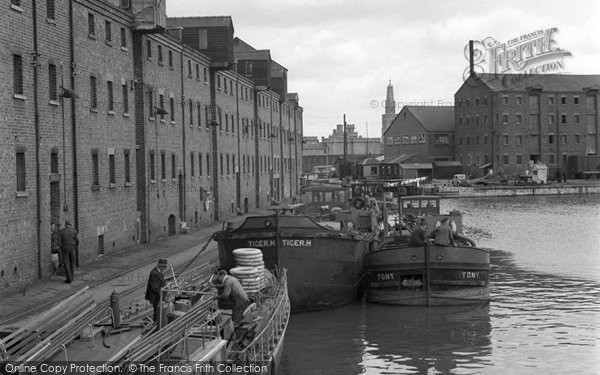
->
59, 220, 79, 283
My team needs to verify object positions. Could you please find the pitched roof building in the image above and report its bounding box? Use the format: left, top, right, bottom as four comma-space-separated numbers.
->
455, 73, 600, 176
383, 106, 455, 162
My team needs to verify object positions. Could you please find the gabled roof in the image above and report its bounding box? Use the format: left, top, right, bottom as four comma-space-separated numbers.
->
405, 106, 455, 132
386, 154, 415, 164
473, 73, 600, 92
233, 37, 255, 51
357, 157, 381, 165
167, 16, 233, 30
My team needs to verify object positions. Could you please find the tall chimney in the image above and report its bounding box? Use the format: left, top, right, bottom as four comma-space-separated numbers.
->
469, 40, 475, 77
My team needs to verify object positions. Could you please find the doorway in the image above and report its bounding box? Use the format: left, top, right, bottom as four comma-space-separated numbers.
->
168, 214, 177, 236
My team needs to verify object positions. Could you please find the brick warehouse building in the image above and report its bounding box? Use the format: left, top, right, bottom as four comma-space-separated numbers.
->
0, 1, 303, 288
455, 74, 600, 176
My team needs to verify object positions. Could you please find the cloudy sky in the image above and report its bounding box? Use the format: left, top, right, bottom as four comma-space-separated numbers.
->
167, 0, 600, 139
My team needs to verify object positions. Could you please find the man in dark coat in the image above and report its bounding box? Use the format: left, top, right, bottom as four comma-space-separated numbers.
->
429, 218, 455, 246
214, 270, 250, 324
408, 220, 428, 247
145, 258, 168, 324
59, 220, 79, 283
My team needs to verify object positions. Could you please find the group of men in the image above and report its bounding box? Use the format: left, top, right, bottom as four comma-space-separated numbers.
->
408, 217, 455, 247
144, 259, 250, 326
50, 220, 79, 283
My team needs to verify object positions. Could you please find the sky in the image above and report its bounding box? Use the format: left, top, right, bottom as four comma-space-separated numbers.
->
166, 0, 600, 140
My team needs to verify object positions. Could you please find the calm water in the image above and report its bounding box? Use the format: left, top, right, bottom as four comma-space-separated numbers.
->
281, 194, 600, 374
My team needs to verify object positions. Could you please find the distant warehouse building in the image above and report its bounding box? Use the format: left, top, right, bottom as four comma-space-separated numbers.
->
455, 74, 600, 177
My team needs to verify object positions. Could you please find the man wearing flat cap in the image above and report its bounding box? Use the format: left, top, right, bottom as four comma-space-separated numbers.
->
145, 258, 168, 324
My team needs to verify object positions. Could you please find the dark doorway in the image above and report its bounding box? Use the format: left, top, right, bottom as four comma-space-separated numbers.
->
168, 214, 177, 236
98, 234, 104, 255
244, 197, 249, 214
50, 181, 60, 226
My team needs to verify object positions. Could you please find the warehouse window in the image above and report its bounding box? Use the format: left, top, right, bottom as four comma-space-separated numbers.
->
105, 21, 112, 43
146, 40, 152, 59
124, 151, 131, 184
92, 152, 99, 188
171, 154, 176, 179
120, 27, 127, 49
107, 80, 114, 112
149, 152, 155, 181
168, 50, 173, 68
199, 154, 202, 176
47, 0, 55, 20
48, 64, 57, 101
13, 55, 23, 96
16, 152, 26, 192
206, 153, 210, 176
122, 83, 129, 114
109, 154, 115, 185
190, 152, 195, 177
170, 97, 175, 122
161, 152, 166, 180
90, 76, 97, 110
157, 45, 163, 64
88, 13, 95, 37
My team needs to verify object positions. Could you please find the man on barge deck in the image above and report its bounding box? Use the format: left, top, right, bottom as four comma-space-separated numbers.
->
214, 270, 250, 324
145, 258, 168, 324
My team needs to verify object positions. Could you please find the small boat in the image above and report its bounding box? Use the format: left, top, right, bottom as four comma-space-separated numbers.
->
365, 195, 490, 306
0, 262, 290, 374
214, 212, 373, 313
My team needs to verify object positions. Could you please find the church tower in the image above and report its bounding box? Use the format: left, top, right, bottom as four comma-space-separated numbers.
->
381, 80, 396, 143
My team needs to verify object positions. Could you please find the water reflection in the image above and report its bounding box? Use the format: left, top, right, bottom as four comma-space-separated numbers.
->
361, 303, 491, 374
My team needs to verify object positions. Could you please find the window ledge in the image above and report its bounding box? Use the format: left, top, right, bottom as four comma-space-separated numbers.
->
158, 61, 164, 66
123, 112, 130, 118
108, 110, 115, 115
11, 4, 23, 12
13, 94, 26, 101
121, 46, 128, 52
88, 34, 96, 40
105, 41, 112, 47
162, 179, 167, 183
150, 179, 156, 184
124, 182, 132, 187
109, 183, 116, 189
49, 100, 60, 106
170, 121, 175, 125
160, 119, 166, 124
16, 191, 28, 198
171, 178, 177, 182
46, 18, 56, 25
90, 108, 99, 113
92, 185, 101, 191
149, 116, 155, 121
147, 57, 152, 62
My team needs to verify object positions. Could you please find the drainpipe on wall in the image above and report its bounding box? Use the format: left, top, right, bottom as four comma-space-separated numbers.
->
209, 69, 220, 220
178, 34, 186, 223
69, 0, 79, 265
32, 0, 42, 279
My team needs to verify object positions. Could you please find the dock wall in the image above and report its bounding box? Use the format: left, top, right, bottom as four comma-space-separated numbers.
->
438, 185, 600, 198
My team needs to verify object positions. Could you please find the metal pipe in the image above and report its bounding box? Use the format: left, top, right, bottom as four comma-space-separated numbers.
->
32, 0, 42, 279
68, 0, 79, 264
